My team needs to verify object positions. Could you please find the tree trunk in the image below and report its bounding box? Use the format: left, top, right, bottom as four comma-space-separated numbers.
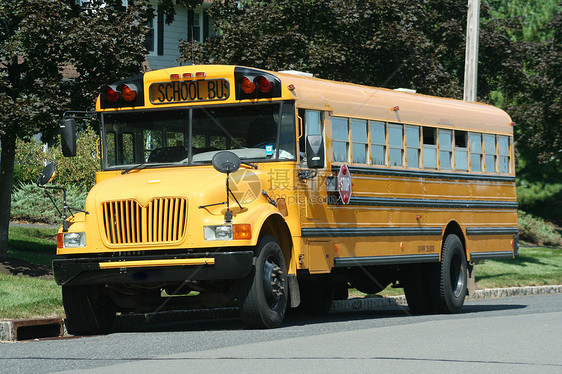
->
0, 133, 16, 258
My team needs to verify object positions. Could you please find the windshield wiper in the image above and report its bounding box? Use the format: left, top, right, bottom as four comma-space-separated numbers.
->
121, 163, 147, 174
241, 161, 258, 169
121, 162, 182, 174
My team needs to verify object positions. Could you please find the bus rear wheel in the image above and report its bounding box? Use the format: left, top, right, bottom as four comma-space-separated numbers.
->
431, 234, 468, 313
62, 285, 116, 335
237, 235, 287, 328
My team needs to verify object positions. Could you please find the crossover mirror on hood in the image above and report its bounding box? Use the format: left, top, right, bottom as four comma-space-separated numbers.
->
212, 151, 241, 174
36, 163, 56, 186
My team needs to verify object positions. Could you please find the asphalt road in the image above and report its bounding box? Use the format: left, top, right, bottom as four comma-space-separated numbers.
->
1, 293, 561, 374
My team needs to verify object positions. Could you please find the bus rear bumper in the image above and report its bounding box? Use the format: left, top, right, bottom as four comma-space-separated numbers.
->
53, 251, 254, 286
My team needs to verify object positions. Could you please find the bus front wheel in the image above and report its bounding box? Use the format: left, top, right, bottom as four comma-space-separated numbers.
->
62, 285, 116, 335
237, 235, 288, 328
431, 234, 468, 313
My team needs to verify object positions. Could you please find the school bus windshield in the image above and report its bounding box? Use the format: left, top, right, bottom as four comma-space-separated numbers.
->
101, 101, 296, 169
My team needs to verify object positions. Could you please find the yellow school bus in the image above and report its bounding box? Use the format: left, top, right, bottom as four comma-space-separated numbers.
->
50, 65, 517, 334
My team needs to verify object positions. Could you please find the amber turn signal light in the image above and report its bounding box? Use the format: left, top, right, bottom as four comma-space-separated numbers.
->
233, 224, 252, 240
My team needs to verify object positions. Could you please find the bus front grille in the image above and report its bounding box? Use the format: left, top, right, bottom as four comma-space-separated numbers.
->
102, 198, 188, 245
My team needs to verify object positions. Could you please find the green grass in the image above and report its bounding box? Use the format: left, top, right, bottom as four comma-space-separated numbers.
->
1, 226, 61, 319
0, 273, 64, 319
8, 226, 58, 254
474, 246, 562, 288
7, 226, 57, 267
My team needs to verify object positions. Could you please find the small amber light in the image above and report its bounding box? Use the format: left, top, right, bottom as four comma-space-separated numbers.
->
391, 106, 400, 111
241, 77, 256, 94
57, 233, 63, 249
287, 84, 295, 91
170, 74, 180, 79
183, 73, 193, 78
121, 84, 137, 102
233, 224, 252, 240
195, 72, 206, 78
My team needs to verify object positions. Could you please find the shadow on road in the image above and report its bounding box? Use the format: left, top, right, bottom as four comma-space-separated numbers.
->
110, 301, 528, 334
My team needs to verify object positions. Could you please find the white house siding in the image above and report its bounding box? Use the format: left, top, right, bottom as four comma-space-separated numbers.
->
146, 4, 212, 71
146, 7, 187, 70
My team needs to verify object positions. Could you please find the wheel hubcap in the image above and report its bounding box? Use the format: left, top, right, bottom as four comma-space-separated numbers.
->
450, 254, 464, 298
262, 257, 285, 308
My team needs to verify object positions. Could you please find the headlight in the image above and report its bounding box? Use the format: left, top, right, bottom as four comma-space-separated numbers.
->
204, 225, 233, 241
62, 232, 86, 248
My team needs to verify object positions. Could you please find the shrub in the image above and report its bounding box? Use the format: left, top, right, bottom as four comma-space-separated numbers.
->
14, 126, 100, 191
516, 179, 562, 221
10, 183, 88, 225
518, 210, 562, 246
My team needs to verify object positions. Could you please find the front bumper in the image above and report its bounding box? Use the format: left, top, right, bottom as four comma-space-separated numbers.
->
53, 251, 254, 286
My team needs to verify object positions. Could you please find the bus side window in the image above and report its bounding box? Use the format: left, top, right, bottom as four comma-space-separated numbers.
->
406, 125, 420, 168
455, 130, 468, 171
332, 117, 349, 163
351, 119, 368, 164
370, 121, 386, 166
498, 135, 510, 174
469, 133, 482, 172
422, 127, 437, 169
388, 123, 403, 167
439, 129, 453, 170
484, 134, 497, 173
299, 109, 323, 163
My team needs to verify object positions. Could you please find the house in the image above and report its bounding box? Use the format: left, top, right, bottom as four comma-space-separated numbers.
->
146, 1, 214, 70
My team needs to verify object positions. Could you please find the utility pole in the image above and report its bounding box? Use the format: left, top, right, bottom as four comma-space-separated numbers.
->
463, 0, 480, 102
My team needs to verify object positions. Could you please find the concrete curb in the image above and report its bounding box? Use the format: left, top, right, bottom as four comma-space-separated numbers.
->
1, 285, 561, 341
331, 284, 562, 312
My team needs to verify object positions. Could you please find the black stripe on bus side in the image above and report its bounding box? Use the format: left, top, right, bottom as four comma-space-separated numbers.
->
466, 227, 519, 236
335, 196, 518, 210
301, 227, 443, 238
469, 251, 515, 260
334, 254, 440, 267
332, 164, 516, 183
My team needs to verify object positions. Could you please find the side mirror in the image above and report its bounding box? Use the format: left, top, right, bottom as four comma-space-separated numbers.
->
37, 163, 56, 186
212, 151, 241, 174
306, 135, 324, 168
59, 118, 77, 157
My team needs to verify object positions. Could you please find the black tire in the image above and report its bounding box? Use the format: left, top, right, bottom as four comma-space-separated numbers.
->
403, 264, 433, 315
237, 235, 287, 328
62, 285, 116, 335
297, 276, 334, 315
431, 234, 468, 313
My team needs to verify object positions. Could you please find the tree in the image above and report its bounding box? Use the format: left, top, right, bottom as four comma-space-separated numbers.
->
180, 0, 522, 101
487, 0, 560, 42
0, 0, 150, 258
506, 12, 562, 168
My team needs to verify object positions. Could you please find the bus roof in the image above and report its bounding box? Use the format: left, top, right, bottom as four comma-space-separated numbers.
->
105, 65, 513, 135
272, 69, 513, 135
